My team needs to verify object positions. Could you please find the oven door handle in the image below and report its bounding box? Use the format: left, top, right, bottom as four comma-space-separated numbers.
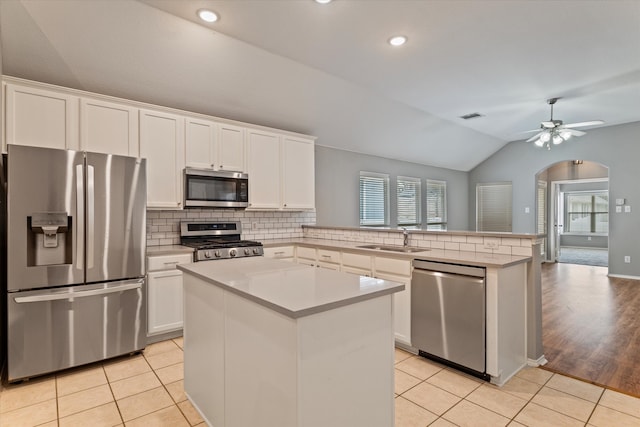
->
13, 280, 144, 303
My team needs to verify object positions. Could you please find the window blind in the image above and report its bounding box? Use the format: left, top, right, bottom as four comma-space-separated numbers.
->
397, 176, 421, 225
537, 181, 547, 235
426, 180, 447, 230
476, 182, 512, 232
359, 172, 389, 226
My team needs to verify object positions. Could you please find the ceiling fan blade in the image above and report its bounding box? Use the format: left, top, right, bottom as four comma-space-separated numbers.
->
564, 128, 586, 137
526, 132, 544, 142
563, 120, 604, 129
521, 129, 542, 133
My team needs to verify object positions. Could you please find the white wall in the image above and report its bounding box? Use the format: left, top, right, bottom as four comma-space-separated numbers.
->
314, 145, 469, 230
469, 121, 640, 277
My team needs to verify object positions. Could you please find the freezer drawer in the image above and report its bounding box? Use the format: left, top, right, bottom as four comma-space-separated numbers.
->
411, 261, 486, 374
7, 279, 146, 382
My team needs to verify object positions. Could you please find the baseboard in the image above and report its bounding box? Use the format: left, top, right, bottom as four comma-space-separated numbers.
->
147, 329, 183, 345
527, 355, 548, 367
607, 273, 640, 281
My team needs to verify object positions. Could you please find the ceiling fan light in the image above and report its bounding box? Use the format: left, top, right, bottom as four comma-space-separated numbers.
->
540, 132, 551, 143
560, 131, 572, 140
534, 138, 544, 147
553, 134, 564, 144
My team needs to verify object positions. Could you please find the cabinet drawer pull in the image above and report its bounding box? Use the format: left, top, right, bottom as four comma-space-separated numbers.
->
274, 251, 285, 255
164, 261, 179, 266
320, 254, 332, 259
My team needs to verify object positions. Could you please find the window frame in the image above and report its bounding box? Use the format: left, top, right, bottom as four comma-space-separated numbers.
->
563, 190, 609, 234
359, 171, 389, 227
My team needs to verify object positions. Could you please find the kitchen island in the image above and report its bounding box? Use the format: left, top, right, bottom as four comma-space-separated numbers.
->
177, 257, 405, 427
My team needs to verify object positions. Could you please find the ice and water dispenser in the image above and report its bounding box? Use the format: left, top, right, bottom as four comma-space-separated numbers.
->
27, 212, 72, 266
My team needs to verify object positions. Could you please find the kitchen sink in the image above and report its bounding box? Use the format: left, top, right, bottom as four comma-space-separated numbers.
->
356, 244, 428, 253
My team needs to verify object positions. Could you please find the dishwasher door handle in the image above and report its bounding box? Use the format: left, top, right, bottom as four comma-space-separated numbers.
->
413, 268, 485, 284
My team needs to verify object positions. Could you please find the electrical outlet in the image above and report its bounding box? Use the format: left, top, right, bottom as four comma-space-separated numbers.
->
624, 256, 631, 263
625, 205, 632, 213
484, 240, 499, 249
616, 206, 622, 213
252, 221, 259, 230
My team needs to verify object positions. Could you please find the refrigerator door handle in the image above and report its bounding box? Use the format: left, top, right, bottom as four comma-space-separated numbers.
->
87, 164, 95, 269
13, 279, 144, 303
76, 164, 84, 270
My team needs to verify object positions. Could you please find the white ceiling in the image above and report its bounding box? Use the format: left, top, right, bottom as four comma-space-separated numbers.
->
1, 0, 639, 171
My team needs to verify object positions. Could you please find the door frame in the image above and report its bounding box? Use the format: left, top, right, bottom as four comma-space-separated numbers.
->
548, 177, 609, 263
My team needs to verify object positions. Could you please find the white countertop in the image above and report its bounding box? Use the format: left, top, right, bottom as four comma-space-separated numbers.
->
262, 238, 531, 268
177, 257, 405, 319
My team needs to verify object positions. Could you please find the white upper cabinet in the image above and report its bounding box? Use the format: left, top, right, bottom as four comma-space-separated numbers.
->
4, 83, 79, 151
185, 117, 216, 170
140, 109, 185, 210
247, 130, 316, 211
185, 119, 245, 172
217, 123, 245, 172
80, 97, 139, 156
282, 136, 315, 210
247, 129, 281, 209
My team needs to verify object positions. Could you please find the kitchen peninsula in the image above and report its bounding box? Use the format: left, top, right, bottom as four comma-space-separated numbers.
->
177, 257, 404, 427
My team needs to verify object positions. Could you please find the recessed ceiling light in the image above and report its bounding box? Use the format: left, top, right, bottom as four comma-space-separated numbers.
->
388, 35, 407, 47
197, 9, 219, 23
314, 0, 333, 4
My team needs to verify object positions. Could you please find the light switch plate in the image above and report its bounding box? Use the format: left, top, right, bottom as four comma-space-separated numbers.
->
616, 198, 625, 205
625, 205, 632, 213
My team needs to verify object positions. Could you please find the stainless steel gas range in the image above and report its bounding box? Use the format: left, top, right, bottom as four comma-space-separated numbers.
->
180, 221, 263, 261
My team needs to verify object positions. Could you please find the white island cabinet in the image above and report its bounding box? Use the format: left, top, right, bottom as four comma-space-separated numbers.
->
178, 257, 404, 427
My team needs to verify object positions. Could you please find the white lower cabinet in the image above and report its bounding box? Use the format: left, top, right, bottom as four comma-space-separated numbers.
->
147, 253, 192, 336
374, 256, 412, 346
376, 272, 411, 346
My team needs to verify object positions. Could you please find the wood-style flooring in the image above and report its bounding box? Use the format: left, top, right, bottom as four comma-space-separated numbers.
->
541, 262, 640, 397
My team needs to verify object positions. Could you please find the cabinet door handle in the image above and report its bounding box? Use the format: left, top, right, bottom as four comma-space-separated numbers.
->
220, 165, 224, 169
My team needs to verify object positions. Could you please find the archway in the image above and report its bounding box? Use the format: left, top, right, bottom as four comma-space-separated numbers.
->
535, 160, 609, 268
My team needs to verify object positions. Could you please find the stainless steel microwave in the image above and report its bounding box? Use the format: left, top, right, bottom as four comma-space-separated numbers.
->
184, 168, 249, 208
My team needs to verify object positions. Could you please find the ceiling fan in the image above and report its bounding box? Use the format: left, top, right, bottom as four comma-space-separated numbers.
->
526, 98, 604, 150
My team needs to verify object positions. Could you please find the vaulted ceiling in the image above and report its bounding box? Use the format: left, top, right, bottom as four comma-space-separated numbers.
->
1, 0, 639, 171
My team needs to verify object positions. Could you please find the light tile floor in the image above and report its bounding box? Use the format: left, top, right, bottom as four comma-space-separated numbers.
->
2, 340, 640, 427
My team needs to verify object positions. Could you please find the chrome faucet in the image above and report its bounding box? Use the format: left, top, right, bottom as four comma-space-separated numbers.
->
402, 228, 409, 247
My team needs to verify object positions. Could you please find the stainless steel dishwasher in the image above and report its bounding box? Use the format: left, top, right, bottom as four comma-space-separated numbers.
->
411, 260, 488, 378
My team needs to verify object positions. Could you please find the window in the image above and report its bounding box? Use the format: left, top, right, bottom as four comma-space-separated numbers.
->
397, 176, 421, 226
476, 182, 512, 232
359, 172, 389, 226
564, 191, 608, 233
426, 180, 447, 230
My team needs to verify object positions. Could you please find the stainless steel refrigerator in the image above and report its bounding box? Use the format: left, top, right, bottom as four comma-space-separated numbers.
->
5, 144, 147, 382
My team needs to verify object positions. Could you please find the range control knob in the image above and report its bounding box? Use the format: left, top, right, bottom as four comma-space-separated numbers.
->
244, 248, 251, 255
229, 249, 237, 257
214, 250, 222, 258
252, 248, 260, 255
203, 251, 211, 259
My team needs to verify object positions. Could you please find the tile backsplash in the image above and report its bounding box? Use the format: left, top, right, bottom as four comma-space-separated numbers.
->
146, 209, 316, 246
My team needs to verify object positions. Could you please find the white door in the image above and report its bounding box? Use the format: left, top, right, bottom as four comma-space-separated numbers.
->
80, 97, 139, 156
140, 109, 185, 209
218, 123, 245, 172
5, 83, 78, 151
282, 136, 315, 210
247, 130, 281, 209
185, 117, 216, 169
